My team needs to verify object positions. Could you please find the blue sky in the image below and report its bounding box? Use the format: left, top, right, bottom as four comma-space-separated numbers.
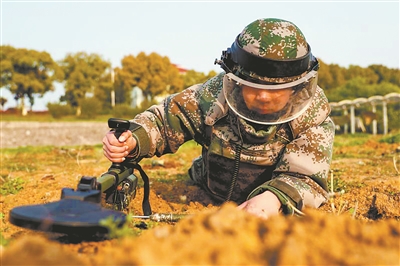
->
1, 0, 399, 110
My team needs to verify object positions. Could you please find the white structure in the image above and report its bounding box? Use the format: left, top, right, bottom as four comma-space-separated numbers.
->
330, 92, 400, 135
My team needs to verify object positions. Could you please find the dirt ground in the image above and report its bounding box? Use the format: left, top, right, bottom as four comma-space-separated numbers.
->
0, 121, 109, 148
1, 122, 399, 265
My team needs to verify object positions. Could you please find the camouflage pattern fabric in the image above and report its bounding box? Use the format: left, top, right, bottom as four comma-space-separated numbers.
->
237, 18, 310, 84
239, 18, 308, 60
129, 72, 335, 213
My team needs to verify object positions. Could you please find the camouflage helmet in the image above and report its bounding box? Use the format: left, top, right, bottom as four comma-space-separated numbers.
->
215, 18, 319, 83
215, 18, 320, 125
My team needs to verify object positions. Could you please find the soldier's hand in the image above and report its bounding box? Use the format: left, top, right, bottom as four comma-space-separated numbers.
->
237, 191, 281, 219
103, 130, 136, 163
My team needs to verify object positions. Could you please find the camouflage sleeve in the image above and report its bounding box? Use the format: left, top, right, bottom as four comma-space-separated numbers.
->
247, 87, 335, 214
129, 84, 205, 159
276, 116, 334, 206
249, 117, 335, 214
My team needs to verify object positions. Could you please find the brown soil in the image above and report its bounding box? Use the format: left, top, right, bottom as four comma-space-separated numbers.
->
1, 122, 399, 265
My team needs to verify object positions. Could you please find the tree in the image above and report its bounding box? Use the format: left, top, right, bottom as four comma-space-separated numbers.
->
316, 59, 335, 91
325, 77, 400, 102
368, 64, 400, 86
182, 69, 218, 89
328, 64, 347, 89
112, 67, 134, 105
346, 65, 379, 84
59, 52, 110, 115
316, 60, 347, 91
94, 69, 115, 110
0, 45, 63, 114
119, 52, 184, 101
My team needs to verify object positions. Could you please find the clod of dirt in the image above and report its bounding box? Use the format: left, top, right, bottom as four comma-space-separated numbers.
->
366, 194, 383, 220
3, 203, 398, 265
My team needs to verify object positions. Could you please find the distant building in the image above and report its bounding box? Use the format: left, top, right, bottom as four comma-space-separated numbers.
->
172, 64, 188, 75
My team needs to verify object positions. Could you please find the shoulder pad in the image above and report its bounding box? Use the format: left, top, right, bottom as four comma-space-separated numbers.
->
289, 86, 331, 137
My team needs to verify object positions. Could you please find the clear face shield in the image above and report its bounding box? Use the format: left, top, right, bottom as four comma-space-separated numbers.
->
223, 70, 318, 125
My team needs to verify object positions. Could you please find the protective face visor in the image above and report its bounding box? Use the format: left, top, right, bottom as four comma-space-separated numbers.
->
223, 70, 318, 125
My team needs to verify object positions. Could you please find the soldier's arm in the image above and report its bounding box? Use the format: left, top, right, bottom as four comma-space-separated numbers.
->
248, 117, 335, 214
127, 84, 205, 160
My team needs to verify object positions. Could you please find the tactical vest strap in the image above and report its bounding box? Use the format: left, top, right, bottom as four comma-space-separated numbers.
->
194, 124, 213, 148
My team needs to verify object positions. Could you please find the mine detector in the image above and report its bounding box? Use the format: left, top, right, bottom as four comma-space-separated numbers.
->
9, 118, 184, 238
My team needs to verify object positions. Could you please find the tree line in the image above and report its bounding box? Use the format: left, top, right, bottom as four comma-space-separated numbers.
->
1, 45, 399, 120
0, 45, 217, 115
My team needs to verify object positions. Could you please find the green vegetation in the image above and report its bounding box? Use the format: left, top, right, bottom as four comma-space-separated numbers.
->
332, 131, 400, 161
1, 45, 216, 117
99, 215, 138, 239
0, 213, 10, 247
99, 214, 163, 239
327, 175, 347, 193
0, 177, 25, 196
379, 133, 400, 144
1, 45, 64, 115
0, 234, 10, 247
334, 132, 400, 148
333, 134, 371, 148
327, 175, 365, 194
1, 145, 54, 155
46, 103, 75, 118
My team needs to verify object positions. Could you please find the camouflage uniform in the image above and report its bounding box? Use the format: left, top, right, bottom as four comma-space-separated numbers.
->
127, 18, 335, 214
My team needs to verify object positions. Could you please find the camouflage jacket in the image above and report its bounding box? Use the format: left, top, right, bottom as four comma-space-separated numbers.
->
129, 72, 335, 213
